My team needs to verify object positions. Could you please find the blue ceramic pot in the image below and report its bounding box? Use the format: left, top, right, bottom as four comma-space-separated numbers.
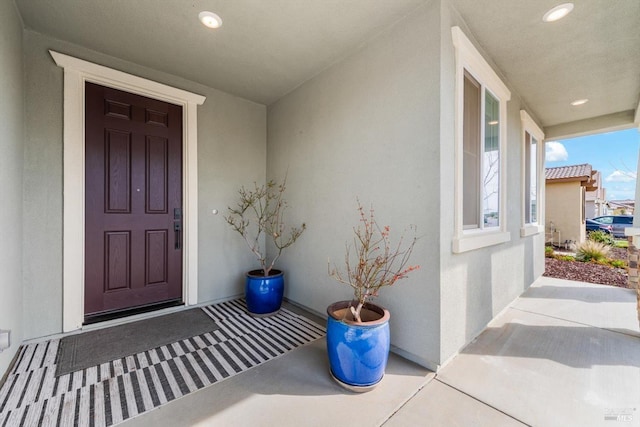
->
245, 269, 284, 316
326, 301, 391, 391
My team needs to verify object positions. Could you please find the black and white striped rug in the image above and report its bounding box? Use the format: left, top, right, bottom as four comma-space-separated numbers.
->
0, 299, 325, 426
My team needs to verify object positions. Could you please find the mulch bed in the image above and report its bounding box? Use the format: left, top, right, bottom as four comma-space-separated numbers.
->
543, 245, 630, 288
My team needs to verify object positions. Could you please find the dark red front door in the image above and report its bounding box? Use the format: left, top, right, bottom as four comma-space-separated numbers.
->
84, 82, 183, 319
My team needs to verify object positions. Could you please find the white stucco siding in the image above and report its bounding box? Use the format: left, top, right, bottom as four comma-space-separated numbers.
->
545, 181, 585, 245
267, 1, 443, 369
22, 31, 266, 339
16, 0, 546, 373
438, 1, 545, 366
266, 0, 545, 369
0, 0, 25, 375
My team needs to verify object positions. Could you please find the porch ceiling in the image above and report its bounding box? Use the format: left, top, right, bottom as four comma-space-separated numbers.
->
14, 0, 640, 136
14, 0, 425, 105
449, 0, 640, 138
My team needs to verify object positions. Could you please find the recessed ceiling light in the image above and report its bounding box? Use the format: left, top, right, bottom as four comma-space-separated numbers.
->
199, 11, 222, 29
543, 3, 574, 22
571, 99, 589, 106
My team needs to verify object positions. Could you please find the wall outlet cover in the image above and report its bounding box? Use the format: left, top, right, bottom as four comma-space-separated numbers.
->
0, 330, 10, 352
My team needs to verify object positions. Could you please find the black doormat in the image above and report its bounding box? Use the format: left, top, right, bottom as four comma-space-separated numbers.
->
55, 308, 219, 377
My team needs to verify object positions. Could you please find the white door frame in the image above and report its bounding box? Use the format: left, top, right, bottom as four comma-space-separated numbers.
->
51, 51, 206, 332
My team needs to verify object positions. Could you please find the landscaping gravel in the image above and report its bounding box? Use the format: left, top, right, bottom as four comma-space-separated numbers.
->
543, 245, 629, 288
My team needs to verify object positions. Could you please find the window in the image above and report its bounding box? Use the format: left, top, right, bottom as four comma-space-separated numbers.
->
462, 72, 501, 230
452, 27, 511, 253
520, 110, 544, 237
483, 90, 500, 227
462, 72, 481, 228
614, 217, 633, 224
524, 132, 537, 223
596, 216, 613, 224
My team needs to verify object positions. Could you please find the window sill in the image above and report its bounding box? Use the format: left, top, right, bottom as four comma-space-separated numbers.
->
520, 225, 543, 237
452, 231, 511, 253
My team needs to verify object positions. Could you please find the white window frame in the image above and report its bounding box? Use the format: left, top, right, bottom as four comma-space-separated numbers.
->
520, 110, 545, 237
452, 27, 511, 253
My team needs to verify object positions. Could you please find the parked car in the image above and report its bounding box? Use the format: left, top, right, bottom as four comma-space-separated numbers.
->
585, 219, 613, 235
590, 215, 633, 238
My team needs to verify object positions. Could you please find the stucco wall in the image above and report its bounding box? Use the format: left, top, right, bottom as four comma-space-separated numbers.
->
22, 31, 266, 340
0, 0, 25, 375
267, 1, 442, 368
15, 0, 546, 373
545, 181, 585, 245
438, 1, 546, 365
266, 0, 546, 369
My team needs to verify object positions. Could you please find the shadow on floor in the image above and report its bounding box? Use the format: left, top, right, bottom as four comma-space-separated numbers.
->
521, 284, 637, 303
461, 321, 640, 368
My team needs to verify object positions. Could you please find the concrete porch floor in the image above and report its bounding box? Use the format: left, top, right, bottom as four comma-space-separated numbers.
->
118, 276, 640, 427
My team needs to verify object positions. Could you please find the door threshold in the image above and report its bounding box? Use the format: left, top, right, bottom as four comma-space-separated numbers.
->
84, 299, 183, 325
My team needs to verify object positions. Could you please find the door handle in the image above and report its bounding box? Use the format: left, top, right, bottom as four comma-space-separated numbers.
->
174, 222, 182, 250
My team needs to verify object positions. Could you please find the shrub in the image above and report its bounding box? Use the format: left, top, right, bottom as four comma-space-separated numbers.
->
556, 255, 575, 262
587, 230, 615, 246
608, 259, 626, 269
575, 240, 610, 262
614, 239, 629, 249
545, 246, 554, 257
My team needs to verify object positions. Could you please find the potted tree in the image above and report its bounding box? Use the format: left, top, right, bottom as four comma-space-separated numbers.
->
327, 201, 419, 391
226, 177, 306, 316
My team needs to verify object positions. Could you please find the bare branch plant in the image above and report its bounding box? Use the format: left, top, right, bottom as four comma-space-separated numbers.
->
226, 178, 306, 276
329, 201, 420, 322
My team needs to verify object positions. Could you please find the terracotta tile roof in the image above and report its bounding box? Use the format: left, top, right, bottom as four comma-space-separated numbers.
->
608, 199, 635, 207
545, 163, 592, 181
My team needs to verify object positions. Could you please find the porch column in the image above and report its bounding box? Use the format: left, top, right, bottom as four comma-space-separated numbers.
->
624, 125, 640, 326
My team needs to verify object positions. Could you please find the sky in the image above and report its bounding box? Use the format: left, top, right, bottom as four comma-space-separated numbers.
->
545, 128, 640, 201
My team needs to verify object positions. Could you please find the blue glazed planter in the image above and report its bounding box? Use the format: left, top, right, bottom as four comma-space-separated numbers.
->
245, 269, 284, 316
326, 301, 391, 391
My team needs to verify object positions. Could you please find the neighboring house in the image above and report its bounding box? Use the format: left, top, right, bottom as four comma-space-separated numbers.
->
585, 171, 606, 218
1, 0, 639, 379
545, 164, 599, 246
607, 199, 635, 215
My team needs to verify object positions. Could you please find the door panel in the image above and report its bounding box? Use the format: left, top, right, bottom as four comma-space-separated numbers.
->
146, 136, 169, 213
84, 82, 183, 319
104, 231, 130, 291
146, 230, 168, 285
105, 129, 132, 213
